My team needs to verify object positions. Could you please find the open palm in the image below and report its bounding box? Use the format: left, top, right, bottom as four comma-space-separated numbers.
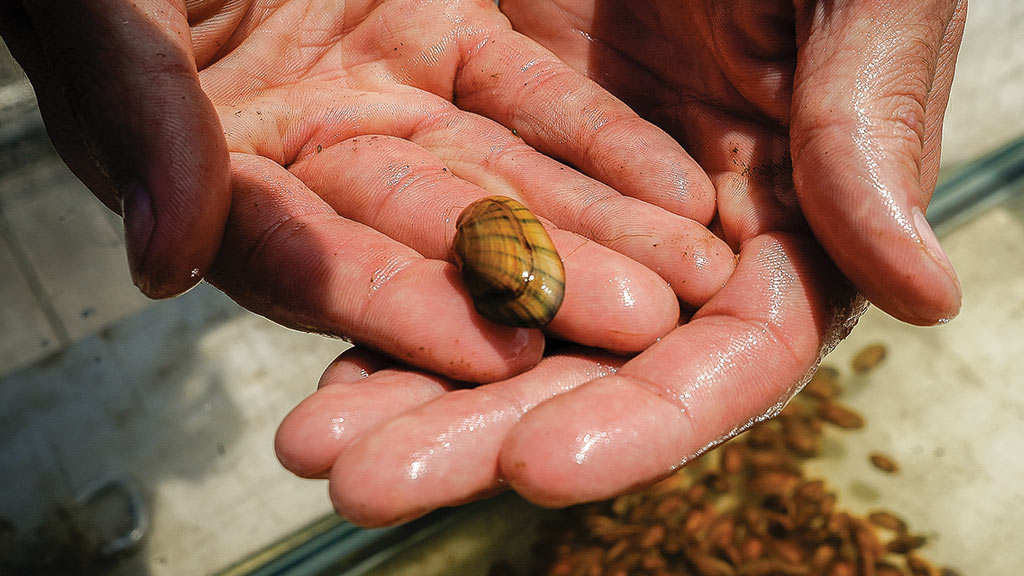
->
503, 0, 965, 325
4, 0, 742, 381
200, 0, 757, 382
271, 0, 968, 526
4, 0, 965, 526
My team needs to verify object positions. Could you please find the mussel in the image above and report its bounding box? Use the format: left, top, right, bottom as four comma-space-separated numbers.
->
452, 196, 565, 328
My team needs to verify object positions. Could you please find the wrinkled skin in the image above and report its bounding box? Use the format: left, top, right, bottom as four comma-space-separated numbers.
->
2, 0, 739, 381
502, 0, 965, 325
0, 0, 965, 526
285, 0, 966, 526
277, 0, 966, 526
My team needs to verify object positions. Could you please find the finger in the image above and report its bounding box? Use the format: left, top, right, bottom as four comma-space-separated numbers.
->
919, 0, 968, 194
276, 348, 454, 479
2, 0, 231, 298
408, 110, 738, 308
548, 230, 679, 354
790, 0, 963, 325
223, 87, 735, 309
316, 346, 396, 390
498, 0, 605, 80
289, 137, 681, 353
208, 153, 545, 383
451, 23, 718, 226
301, 0, 715, 225
681, 109, 807, 251
326, 350, 625, 527
500, 233, 863, 506
181, 0, 250, 68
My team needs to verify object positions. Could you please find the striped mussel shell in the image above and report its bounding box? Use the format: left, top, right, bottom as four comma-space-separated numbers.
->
452, 196, 565, 328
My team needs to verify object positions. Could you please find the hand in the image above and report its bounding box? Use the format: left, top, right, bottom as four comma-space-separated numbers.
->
1, 0, 738, 382
502, 0, 966, 326
0, 0, 230, 298
274, 0, 966, 526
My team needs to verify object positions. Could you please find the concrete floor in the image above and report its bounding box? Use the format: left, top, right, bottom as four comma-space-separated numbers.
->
0, 46, 343, 576
1, 3, 1022, 575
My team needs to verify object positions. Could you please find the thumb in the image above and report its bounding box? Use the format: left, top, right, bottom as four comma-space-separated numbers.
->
790, 0, 966, 325
1, 0, 230, 298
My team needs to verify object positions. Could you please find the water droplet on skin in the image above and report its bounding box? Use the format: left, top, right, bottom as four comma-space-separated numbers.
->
329, 417, 346, 439
692, 251, 710, 271
406, 456, 428, 480
574, 430, 612, 464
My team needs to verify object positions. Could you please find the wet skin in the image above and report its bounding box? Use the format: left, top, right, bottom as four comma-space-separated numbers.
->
279, 1, 966, 526
0, 0, 966, 526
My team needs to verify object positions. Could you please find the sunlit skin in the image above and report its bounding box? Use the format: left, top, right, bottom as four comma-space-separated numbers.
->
0, 0, 966, 526
280, 0, 966, 526
3, 0, 740, 381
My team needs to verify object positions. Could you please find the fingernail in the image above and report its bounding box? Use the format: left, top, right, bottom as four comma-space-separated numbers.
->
121, 184, 155, 292
912, 206, 962, 311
